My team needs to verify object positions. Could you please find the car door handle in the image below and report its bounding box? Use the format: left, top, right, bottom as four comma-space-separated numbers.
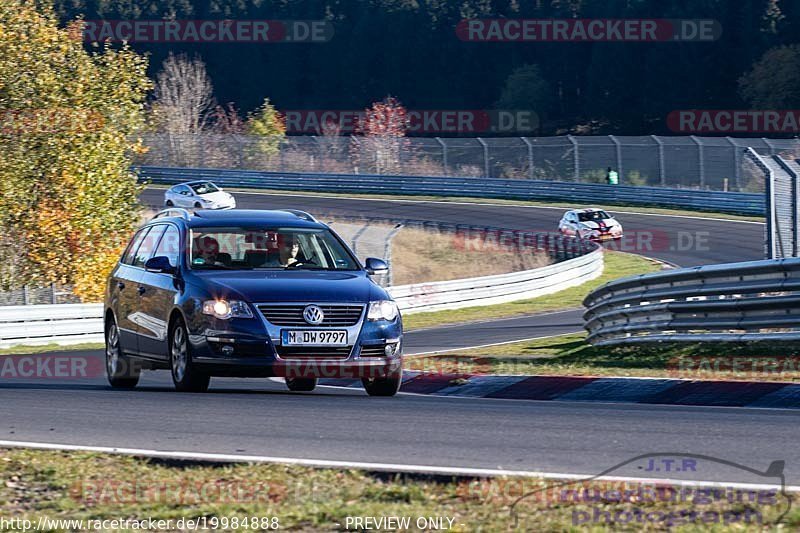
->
117, 282, 125, 290
137, 286, 146, 295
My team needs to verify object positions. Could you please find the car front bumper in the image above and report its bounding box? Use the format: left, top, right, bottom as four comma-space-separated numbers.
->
187, 308, 403, 378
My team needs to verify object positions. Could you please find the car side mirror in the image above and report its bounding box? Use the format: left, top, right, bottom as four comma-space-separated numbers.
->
365, 257, 389, 275
145, 255, 175, 274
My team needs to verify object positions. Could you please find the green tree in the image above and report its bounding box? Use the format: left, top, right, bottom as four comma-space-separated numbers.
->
0, 1, 150, 300
739, 45, 800, 108
246, 98, 286, 160
496, 65, 552, 119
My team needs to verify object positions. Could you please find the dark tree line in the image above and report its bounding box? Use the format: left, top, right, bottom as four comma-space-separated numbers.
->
47, 0, 800, 135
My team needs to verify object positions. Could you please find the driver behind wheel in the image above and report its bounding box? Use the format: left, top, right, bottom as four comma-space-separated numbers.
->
278, 233, 302, 267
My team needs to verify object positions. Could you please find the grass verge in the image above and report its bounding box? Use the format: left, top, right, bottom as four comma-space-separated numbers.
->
145, 185, 763, 222
0, 342, 103, 356
390, 226, 550, 285
0, 448, 794, 531
403, 252, 660, 331
408, 332, 800, 382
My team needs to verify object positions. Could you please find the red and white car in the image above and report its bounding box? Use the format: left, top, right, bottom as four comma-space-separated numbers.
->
558, 208, 623, 241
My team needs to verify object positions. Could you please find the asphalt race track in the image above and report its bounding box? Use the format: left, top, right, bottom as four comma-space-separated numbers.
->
2, 368, 800, 485
140, 188, 765, 267
2, 188, 789, 486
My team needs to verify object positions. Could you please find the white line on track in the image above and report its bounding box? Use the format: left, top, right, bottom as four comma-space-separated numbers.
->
0, 440, 795, 491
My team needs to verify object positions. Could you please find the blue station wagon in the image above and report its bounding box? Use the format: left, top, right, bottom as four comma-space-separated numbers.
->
104, 208, 403, 396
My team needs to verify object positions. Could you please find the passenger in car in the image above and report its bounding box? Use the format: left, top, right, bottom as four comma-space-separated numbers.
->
193, 236, 231, 266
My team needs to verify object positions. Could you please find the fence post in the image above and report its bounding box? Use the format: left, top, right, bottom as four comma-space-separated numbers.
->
436, 137, 448, 176
726, 137, 742, 190
521, 137, 534, 179
568, 135, 580, 181
477, 137, 490, 178
23, 285, 29, 305
609, 135, 623, 181
690, 136, 705, 188
653, 135, 666, 186
350, 135, 361, 174
384, 223, 404, 287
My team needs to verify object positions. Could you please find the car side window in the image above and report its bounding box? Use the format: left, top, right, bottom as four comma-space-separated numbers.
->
153, 225, 181, 268
133, 225, 166, 268
122, 228, 150, 265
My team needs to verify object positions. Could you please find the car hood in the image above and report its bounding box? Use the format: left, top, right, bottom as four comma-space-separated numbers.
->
188, 270, 385, 303
581, 218, 619, 229
198, 191, 232, 203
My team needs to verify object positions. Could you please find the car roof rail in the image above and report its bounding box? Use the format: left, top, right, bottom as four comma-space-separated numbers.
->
151, 208, 192, 221
279, 209, 318, 223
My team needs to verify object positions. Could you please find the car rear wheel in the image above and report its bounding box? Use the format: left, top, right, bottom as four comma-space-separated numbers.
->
106, 318, 140, 389
170, 319, 210, 393
165, 200, 174, 207
285, 377, 318, 392
194, 202, 202, 209
362, 369, 402, 397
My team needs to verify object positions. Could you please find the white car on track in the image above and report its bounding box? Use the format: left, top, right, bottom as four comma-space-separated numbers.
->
164, 181, 236, 210
558, 208, 623, 241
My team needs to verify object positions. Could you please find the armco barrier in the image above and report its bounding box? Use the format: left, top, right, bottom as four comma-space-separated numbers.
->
0, 243, 602, 348
583, 257, 800, 346
137, 166, 765, 216
393, 246, 603, 313
0, 304, 104, 349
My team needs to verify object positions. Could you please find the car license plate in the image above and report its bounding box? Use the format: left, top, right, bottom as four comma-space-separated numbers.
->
282, 330, 348, 346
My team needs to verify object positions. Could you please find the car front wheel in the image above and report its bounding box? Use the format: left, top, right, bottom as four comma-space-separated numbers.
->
106, 318, 140, 389
362, 369, 402, 397
170, 318, 210, 393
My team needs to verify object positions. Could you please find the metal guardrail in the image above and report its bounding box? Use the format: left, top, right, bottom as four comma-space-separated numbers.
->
137, 166, 766, 216
0, 304, 104, 348
0, 238, 602, 348
393, 245, 603, 313
583, 258, 800, 346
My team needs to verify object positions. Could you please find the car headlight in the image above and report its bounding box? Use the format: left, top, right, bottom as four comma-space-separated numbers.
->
367, 300, 399, 321
202, 299, 253, 320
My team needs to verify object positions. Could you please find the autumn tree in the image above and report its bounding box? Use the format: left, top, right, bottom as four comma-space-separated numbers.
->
353, 97, 409, 175
246, 98, 286, 163
0, 1, 150, 299
151, 53, 214, 134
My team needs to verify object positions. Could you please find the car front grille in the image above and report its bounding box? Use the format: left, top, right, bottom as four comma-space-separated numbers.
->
275, 346, 352, 360
258, 304, 364, 327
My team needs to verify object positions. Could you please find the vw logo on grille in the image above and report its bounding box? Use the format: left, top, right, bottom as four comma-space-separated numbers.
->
303, 305, 325, 325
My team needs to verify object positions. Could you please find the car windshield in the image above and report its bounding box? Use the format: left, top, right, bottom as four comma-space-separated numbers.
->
190, 182, 219, 195
189, 226, 359, 271
578, 211, 611, 222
